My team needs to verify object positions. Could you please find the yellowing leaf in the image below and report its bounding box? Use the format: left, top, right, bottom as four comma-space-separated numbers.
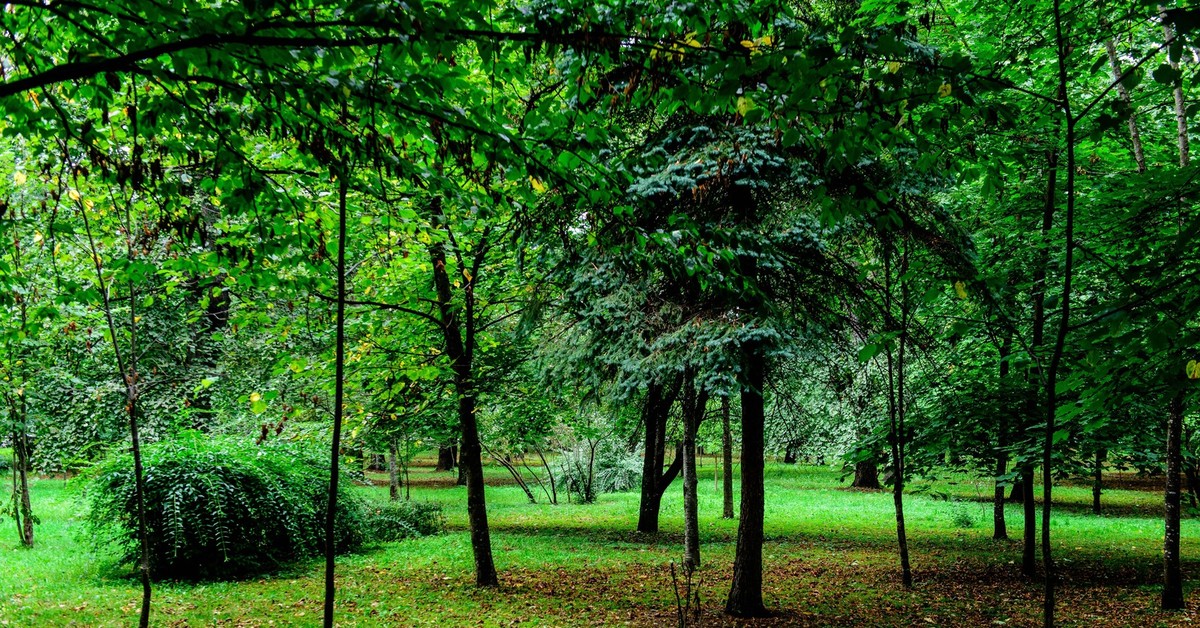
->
462, 268, 473, 282
888, 61, 901, 73
938, 83, 952, 98
250, 392, 262, 402
1187, 360, 1200, 380
68, 189, 81, 201
740, 39, 756, 50
736, 96, 753, 116
530, 177, 547, 193
954, 281, 967, 299
83, 199, 94, 210
13, 171, 26, 185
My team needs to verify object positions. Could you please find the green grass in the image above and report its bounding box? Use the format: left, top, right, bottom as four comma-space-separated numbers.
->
1, 462, 1198, 626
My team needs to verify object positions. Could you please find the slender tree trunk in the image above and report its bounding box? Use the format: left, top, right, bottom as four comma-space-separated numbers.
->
1162, 13, 1190, 168
995, 336, 1011, 540
1104, 39, 1147, 173
1092, 449, 1105, 515
10, 422, 34, 547
322, 177, 350, 628
15, 430, 33, 547
725, 344, 767, 617
885, 241, 912, 589
81, 186, 152, 628
682, 375, 705, 570
429, 195, 497, 587
1022, 466, 1037, 578
1043, 9, 1077, 623
1163, 393, 1185, 610
388, 440, 401, 502
722, 395, 734, 519
1021, 148, 1057, 580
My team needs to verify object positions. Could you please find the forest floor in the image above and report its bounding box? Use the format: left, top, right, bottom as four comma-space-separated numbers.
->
1, 460, 1197, 627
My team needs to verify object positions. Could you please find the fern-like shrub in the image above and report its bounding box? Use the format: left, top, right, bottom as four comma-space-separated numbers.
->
362, 501, 445, 543
86, 432, 364, 579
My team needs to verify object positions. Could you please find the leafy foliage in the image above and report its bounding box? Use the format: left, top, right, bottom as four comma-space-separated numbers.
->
361, 501, 445, 543
86, 433, 364, 579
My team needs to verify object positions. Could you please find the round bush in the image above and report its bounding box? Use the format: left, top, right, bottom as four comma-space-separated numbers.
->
362, 500, 445, 543
86, 432, 364, 579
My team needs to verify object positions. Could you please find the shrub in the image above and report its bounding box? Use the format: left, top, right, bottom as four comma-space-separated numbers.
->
557, 437, 643, 503
86, 432, 364, 579
362, 501, 445, 543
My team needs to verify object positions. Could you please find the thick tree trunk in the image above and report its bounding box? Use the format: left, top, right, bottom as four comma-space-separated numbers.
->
436, 446, 456, 472
388, 440, 401, 502
1163, 393, 1185, 610
852, 459, 882, 489
637, 380, 682, 534
1093, 449, 1105, 515
1008, 475, 1024, 503
722, 396, 735, 519
783, 445, 797, 464
726, 346, 766, 617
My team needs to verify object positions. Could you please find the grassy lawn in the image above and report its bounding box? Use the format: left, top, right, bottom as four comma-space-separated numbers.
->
1, 460, 1197, 627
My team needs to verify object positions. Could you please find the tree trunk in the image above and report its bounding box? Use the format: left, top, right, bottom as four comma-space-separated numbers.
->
1022, 465, 1037, 578
994, 335, 1010, 540
682, 375, 706, 570
725, 345, 767, 617
1162, 13, 1191, 169
429, 195, 497, 587
322, 177, 351, 628
437, 446, 456, 472
14, 430, 33, 546
1009, 476, 1024, 503
1104, 39, 1147, 173
1163, 393, 1185, 610
993, 453, 1008, 541
388, 440, 401, 502
637, 380, 682, 534
81, 190, 152, 628
852, 459, 882, 489
1093, 449, 1105, 515
722, 395, 735, 519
